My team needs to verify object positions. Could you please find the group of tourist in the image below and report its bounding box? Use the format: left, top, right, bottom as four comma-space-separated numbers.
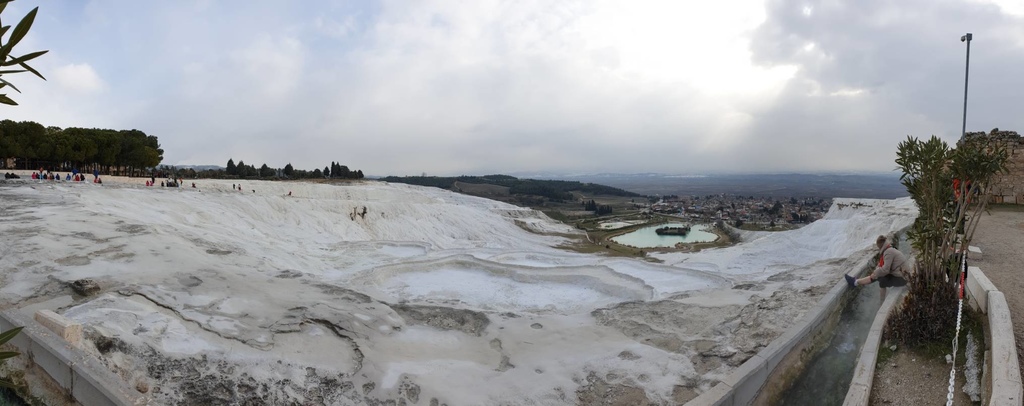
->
231, 184, 255, 193
146, 175, 185, 188
26, 171, 100, 183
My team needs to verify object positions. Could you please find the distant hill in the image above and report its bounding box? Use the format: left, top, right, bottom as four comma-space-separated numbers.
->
379, 175, 642, 202
518, 173, 908, 199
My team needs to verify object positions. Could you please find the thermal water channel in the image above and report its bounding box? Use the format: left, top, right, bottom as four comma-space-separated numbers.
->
777, 285, 880, 405
610, 223, 718, 248
777, 239, 911, 405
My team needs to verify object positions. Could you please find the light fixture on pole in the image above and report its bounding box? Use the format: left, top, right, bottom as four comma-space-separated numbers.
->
960, 33, 972, 141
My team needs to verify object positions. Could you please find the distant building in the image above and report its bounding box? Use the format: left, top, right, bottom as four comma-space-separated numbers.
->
967, 129, 1023, 204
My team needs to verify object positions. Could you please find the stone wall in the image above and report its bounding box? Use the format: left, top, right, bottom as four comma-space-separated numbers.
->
965, 129, 1024, 204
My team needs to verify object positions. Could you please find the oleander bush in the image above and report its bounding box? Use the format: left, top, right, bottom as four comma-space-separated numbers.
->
885, 134, 1007, 345
0, 326, 23, 389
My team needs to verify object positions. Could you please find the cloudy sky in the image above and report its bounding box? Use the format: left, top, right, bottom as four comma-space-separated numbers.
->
3, 0, 1023, 176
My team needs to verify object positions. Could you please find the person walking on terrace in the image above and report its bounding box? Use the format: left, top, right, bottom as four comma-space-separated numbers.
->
845, 235, 908, 301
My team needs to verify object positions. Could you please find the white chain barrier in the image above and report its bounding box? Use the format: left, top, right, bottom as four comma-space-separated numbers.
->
946, 248, 968, 406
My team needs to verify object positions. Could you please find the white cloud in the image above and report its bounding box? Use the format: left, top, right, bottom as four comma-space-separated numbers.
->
314, 15, 356, 39
829, 88, 865, 97
972, 0, 1024, 16
52, 63, 105, 93
230, 36, 305, 98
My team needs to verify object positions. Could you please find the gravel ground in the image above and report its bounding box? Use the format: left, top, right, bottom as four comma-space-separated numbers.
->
871, 204, 1024, 405
872, 350, 973, 405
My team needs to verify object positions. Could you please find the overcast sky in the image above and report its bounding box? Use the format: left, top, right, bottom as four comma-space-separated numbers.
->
3, 0, 1022, 176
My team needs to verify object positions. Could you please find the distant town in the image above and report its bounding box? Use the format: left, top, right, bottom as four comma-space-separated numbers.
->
644, 194, 832, 229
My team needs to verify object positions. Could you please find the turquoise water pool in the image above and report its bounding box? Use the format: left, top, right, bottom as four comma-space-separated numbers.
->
610, 223, 718, 248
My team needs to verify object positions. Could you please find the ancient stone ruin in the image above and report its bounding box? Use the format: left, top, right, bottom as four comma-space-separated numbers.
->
964, 128, 1024, 204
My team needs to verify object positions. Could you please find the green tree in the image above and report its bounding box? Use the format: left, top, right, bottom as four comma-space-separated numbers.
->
90, 130, 118, 171
886, 134, 1008, 346
258, 163, 274, 178
896, 135, 1007, 283
226, 158, 236, 175
283, 163, 294, 177
323, 166, 330, 178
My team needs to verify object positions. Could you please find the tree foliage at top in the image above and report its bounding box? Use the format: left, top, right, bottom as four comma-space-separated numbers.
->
0, 120, 163, 172
884, 134, 1008, 346
379, 174, 641, 201
0, 0, 48, 106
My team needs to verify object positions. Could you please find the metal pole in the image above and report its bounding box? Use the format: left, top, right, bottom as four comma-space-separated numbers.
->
961, 33, 972, 141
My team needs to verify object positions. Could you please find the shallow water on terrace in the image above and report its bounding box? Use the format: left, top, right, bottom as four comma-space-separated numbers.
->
381, 269, 622, 311
610, 223, 717, 248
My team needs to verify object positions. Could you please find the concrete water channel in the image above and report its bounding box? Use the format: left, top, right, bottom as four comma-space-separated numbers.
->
776, 240, 905, 405
778, 283, 880, 405
771, 234, 919, 405
685, 236, 914, 406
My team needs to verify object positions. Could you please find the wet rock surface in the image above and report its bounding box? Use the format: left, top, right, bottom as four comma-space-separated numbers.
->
575, 372, 655, 406
391, 304, 490, 336
81, 326, 432, 406
593, 287, 825, 387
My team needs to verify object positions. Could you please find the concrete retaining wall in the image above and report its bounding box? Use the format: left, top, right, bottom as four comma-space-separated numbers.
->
966, 266, 997, 315
0, 310, 147, 406
965, 267, 1023, 406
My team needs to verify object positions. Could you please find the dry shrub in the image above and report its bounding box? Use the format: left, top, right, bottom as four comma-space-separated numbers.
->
883, 267, 959, 346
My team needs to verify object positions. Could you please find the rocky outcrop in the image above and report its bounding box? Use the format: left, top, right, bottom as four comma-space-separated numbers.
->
70, 279, 101, 296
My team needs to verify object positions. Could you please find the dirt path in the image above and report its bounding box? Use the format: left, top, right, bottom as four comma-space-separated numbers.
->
969, 204, 1024, 380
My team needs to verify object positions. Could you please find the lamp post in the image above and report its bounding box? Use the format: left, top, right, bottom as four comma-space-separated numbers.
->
960, 33, 972, 141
